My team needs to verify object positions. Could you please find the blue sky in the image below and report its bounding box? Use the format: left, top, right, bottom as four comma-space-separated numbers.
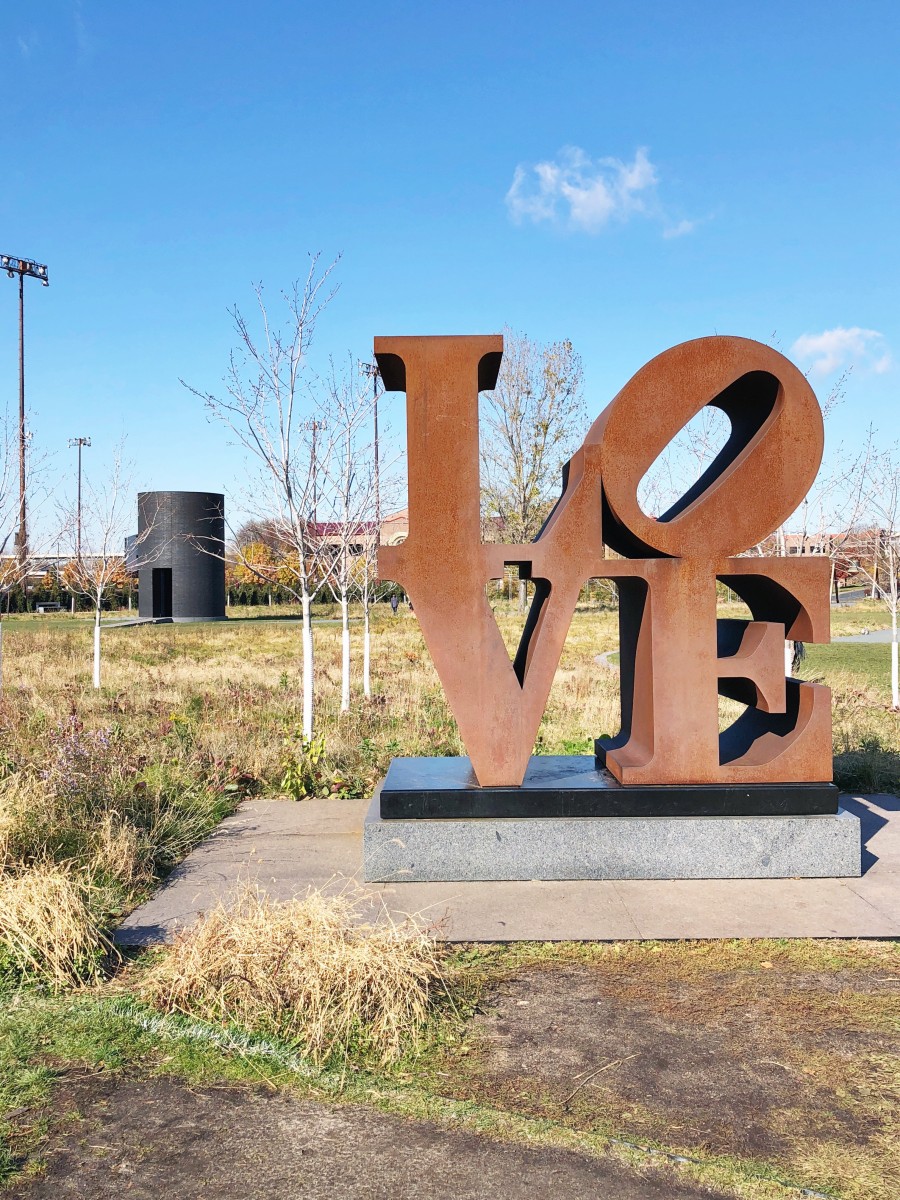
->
1, 1, 898, 541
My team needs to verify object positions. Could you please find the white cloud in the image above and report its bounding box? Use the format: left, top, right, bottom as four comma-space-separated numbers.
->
873, 353, 893, 374
506, 145, 692, 235
790, 326, 892, 377
662, 217, 697, 239
17, 32, 37, 57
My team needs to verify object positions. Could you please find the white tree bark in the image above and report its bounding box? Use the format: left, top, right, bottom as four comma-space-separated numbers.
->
890, 539, 899, 710
93, 612, 101, 689
362, 602, 371, 699
301, 591, 314, 740
340, 594, 350, 711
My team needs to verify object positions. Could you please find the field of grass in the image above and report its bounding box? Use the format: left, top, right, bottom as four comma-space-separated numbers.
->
0, 596, 897, 1195
0, 597, 895, 933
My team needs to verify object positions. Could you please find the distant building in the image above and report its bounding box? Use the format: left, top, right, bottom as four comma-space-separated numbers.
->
380, 508, 408, 546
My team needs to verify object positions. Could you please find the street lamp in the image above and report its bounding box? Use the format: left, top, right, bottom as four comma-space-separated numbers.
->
68, 437, 91, 557
360, 360, 381, 543
2, 254, 49, 566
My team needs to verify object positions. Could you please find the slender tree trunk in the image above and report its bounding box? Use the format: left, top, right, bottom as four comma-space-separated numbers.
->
0, 620, 4, 688
301, 591, 314, 739
340, 592, 350, 711
518, 578, 527, 614
777, 531, 793, 675
891, 543, 899, 710
93, 609, 101, 689
362, 595, 371, 699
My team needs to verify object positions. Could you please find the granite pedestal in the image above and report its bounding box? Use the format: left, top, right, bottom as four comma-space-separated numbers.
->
363, 757, 862, 883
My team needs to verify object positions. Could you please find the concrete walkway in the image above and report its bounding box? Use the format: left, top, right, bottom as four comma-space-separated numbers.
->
833, 627, 895, 644
116, 791, 899, 944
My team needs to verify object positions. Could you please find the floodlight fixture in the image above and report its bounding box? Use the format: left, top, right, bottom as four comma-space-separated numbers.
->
1, 255, 49, 286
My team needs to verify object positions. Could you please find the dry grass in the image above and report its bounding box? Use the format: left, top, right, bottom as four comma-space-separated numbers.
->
139, 882, 448, 1065
0, 862, 110, 989
0, 596, 896, 985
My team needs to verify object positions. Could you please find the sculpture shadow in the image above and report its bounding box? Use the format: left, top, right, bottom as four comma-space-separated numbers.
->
838, 793, 900, 874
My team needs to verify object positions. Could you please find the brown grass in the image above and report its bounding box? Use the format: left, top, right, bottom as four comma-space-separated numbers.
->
0, 862, 110, 988
139, 882, 448, 1065
0, 597, 896, 984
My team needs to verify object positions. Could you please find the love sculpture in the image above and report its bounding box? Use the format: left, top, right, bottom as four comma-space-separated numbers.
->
376, 334, 831, 790
365, 333, 861, 884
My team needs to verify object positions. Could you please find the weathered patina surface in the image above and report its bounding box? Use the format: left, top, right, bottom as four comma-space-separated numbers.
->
376, 334, 830, 789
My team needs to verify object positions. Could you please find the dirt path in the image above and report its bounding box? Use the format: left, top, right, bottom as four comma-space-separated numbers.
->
7, 1075, 727, 1200
438, 955, 900, 1199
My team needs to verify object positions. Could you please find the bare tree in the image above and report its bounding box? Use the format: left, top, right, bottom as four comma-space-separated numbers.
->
834, 434, 900, 708
61, 446, 154, 688
183, 256, 339, 738
637, 405, 731, 520
318, 358, 380, 710
480, 328, 586, 608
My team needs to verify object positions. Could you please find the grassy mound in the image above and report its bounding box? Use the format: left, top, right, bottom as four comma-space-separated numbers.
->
140, 884, 447, 1065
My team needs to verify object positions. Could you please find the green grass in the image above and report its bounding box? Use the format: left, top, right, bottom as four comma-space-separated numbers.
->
801, 642, 895, 698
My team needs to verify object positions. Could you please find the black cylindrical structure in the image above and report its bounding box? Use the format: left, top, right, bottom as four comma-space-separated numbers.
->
136, 491, 226, 622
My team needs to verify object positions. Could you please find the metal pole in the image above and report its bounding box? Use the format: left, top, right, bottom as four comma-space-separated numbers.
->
4, 256, 49, 598
76, 440, 83, 557
17, 273, 26, 565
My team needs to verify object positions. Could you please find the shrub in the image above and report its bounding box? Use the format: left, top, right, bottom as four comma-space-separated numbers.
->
139, 883, 446, 1065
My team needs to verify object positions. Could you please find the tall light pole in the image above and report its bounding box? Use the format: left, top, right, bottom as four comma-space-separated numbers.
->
360, 360, 381, 543
300, 419, 326, 524
68, 437, 91, 557
2, 255, 49, 567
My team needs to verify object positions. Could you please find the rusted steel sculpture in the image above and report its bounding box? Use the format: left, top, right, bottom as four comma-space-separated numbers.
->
376, 334, 831, 790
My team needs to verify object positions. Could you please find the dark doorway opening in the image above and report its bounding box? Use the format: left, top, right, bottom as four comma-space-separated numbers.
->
152, 568, 173, 619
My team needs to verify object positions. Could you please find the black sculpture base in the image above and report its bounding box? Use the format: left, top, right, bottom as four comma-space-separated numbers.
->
379, 756, 839, 819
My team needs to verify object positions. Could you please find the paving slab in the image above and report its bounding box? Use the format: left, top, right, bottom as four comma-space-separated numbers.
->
116, 791, 900, 944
